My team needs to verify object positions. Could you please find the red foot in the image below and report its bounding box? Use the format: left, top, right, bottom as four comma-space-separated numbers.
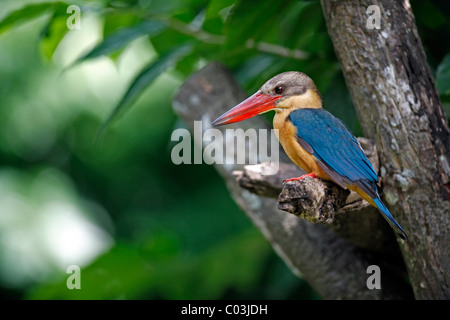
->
284, 172, 318, 183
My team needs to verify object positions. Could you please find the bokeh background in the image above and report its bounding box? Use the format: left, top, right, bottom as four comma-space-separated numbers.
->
0, 0, 449, 300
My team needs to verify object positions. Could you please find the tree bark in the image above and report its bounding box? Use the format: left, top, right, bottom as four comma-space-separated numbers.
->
321, 0, 450, 299
172, 62, 413, 299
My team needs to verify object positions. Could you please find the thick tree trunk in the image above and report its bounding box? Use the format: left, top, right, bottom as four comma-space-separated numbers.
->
321, 0, 450, 299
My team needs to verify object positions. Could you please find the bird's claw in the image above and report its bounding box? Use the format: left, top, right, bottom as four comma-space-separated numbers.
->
283, 172, 318, 183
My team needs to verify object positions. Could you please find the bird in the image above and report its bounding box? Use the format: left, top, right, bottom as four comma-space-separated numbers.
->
212, 71, 407, 240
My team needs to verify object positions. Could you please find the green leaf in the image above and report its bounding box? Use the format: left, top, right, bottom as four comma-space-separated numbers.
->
0, 1, 67, 35
224, 0, 290, 49
436, 54, 450, 95
150, 27, 194, 55
75, 20, 165, 64
103, 11, 140, 37
40, 12, 70, 60
203, 0, 235, 34
280, 1, 323, 49
98, 43, 193, 136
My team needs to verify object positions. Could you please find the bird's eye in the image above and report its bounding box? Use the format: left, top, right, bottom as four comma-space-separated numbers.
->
274, 86, 284, 95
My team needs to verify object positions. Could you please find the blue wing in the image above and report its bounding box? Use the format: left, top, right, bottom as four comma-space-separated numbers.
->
289, 108, 408, 239
288, 108, 379, 198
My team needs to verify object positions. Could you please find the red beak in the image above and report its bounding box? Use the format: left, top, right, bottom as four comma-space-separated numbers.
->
211, 93, 281, 126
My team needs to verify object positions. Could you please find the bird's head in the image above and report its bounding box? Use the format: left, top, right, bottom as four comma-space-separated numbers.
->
212, 71, 322, 126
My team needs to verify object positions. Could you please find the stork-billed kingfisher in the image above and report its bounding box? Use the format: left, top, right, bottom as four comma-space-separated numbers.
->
212, 71, 407, 240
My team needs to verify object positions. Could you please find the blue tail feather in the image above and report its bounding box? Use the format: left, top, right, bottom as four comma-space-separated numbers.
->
373, 197, 408, 240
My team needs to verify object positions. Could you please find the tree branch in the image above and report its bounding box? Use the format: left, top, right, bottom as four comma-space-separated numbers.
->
159, 16, 309, 59
234, 137, 378, 217
233, 138, 396, 251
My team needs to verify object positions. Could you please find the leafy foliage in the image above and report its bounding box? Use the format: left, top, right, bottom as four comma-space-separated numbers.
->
436, 54, 450, 95
0, 0, 448, 300
5, 0, 345, 130
97, 43, 193, 136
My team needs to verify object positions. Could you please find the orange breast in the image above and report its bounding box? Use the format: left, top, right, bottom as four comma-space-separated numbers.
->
273, 110, 330, 180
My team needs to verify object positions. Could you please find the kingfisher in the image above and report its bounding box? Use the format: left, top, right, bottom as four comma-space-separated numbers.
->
212, 71, 407, 240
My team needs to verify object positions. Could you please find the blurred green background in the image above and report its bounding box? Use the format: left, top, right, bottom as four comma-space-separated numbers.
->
0, 0, 449, 300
